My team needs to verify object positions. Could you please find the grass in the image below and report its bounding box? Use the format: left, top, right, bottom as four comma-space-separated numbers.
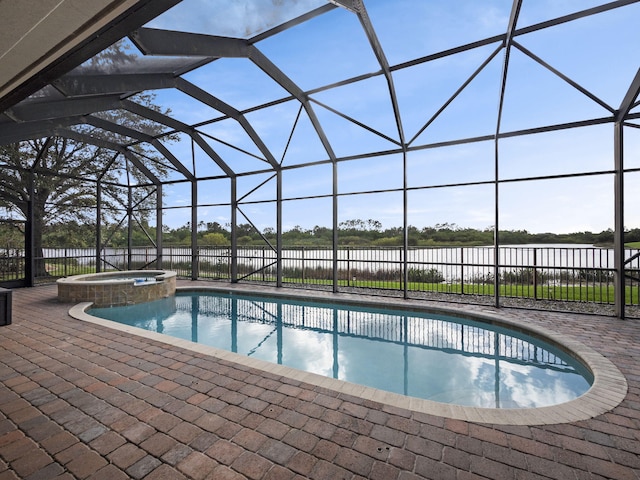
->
279, 277, 638, 305
212, 266, 640, 305
45, 264, 96, 277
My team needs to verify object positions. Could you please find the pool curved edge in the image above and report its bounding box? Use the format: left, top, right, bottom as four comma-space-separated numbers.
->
67, 290, 628, 426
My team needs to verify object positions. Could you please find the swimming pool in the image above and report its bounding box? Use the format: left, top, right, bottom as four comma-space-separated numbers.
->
87, 290, 593, 410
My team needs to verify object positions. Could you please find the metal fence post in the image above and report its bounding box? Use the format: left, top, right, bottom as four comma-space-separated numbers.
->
533, 248, 538, 300
193, 246, 199, 280
460, 247, 464, 294
399, 246, 403, 292
347, 247, 351, 287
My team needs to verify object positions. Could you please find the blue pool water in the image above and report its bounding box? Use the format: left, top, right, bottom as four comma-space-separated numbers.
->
88, 292, 593, 408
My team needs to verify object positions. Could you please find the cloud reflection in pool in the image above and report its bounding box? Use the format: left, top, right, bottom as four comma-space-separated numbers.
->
88, 292, 593, 408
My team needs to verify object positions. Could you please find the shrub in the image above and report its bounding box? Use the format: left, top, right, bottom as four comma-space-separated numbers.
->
407, 268, 444, 283
578, 268, 614, 283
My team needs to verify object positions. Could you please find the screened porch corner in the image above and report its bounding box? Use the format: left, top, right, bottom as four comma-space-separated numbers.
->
0, 1, 640, 478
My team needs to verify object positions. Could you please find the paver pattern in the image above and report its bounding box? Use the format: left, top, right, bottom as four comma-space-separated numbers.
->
0, 283, 638, 479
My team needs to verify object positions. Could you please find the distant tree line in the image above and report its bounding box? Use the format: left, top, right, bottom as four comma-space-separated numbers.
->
0, 219, 636, 250
172, 220, 634, 248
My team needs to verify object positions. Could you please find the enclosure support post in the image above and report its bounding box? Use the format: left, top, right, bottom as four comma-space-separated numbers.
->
403, 150, 408, 299
25, 170, 35, 287
230, 178, 238, 283
612, 66, 640, 317
276, 169, 283, 287
191, 180, 198, 280
493, 140, 501, 307
127, 186, 133, 270
614, 121, 625, 319
95, 182, 102, 273
493, 1, 521, 308
156, 184, 163, 269
332, 159, 338, 293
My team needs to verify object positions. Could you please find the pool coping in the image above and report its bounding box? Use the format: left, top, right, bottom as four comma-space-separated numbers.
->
67, 285, 628, 426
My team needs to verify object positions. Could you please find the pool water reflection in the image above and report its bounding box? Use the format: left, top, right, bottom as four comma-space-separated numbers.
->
88, 292, 593, 408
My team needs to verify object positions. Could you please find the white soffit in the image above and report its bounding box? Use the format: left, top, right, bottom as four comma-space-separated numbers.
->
0, 0, 142, 101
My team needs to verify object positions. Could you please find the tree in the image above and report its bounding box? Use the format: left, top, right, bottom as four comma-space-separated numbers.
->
202, 232, 228, 245
205, 222, 228, 235
0, 41, 171, 276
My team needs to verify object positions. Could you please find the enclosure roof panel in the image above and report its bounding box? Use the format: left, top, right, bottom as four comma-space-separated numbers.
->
0, 0, 639, 188
71, 55, 212, 77
145, 0, 330, 40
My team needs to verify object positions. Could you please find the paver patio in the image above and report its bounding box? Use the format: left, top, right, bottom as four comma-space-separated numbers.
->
0, 283, 638, 479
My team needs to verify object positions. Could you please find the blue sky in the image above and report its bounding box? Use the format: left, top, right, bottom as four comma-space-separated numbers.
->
142, 0, 640, 234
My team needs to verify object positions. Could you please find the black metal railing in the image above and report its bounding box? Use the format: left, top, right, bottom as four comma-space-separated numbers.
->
13, 244, 640, 308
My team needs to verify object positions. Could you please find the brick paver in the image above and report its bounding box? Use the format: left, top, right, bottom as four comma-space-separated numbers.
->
0, 283, 637, 479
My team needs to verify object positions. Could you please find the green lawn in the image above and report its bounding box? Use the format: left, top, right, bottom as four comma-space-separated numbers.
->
276, 277, 638, 305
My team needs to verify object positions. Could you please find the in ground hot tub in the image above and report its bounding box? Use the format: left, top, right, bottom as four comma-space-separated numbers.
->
57, 270, 176, 307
